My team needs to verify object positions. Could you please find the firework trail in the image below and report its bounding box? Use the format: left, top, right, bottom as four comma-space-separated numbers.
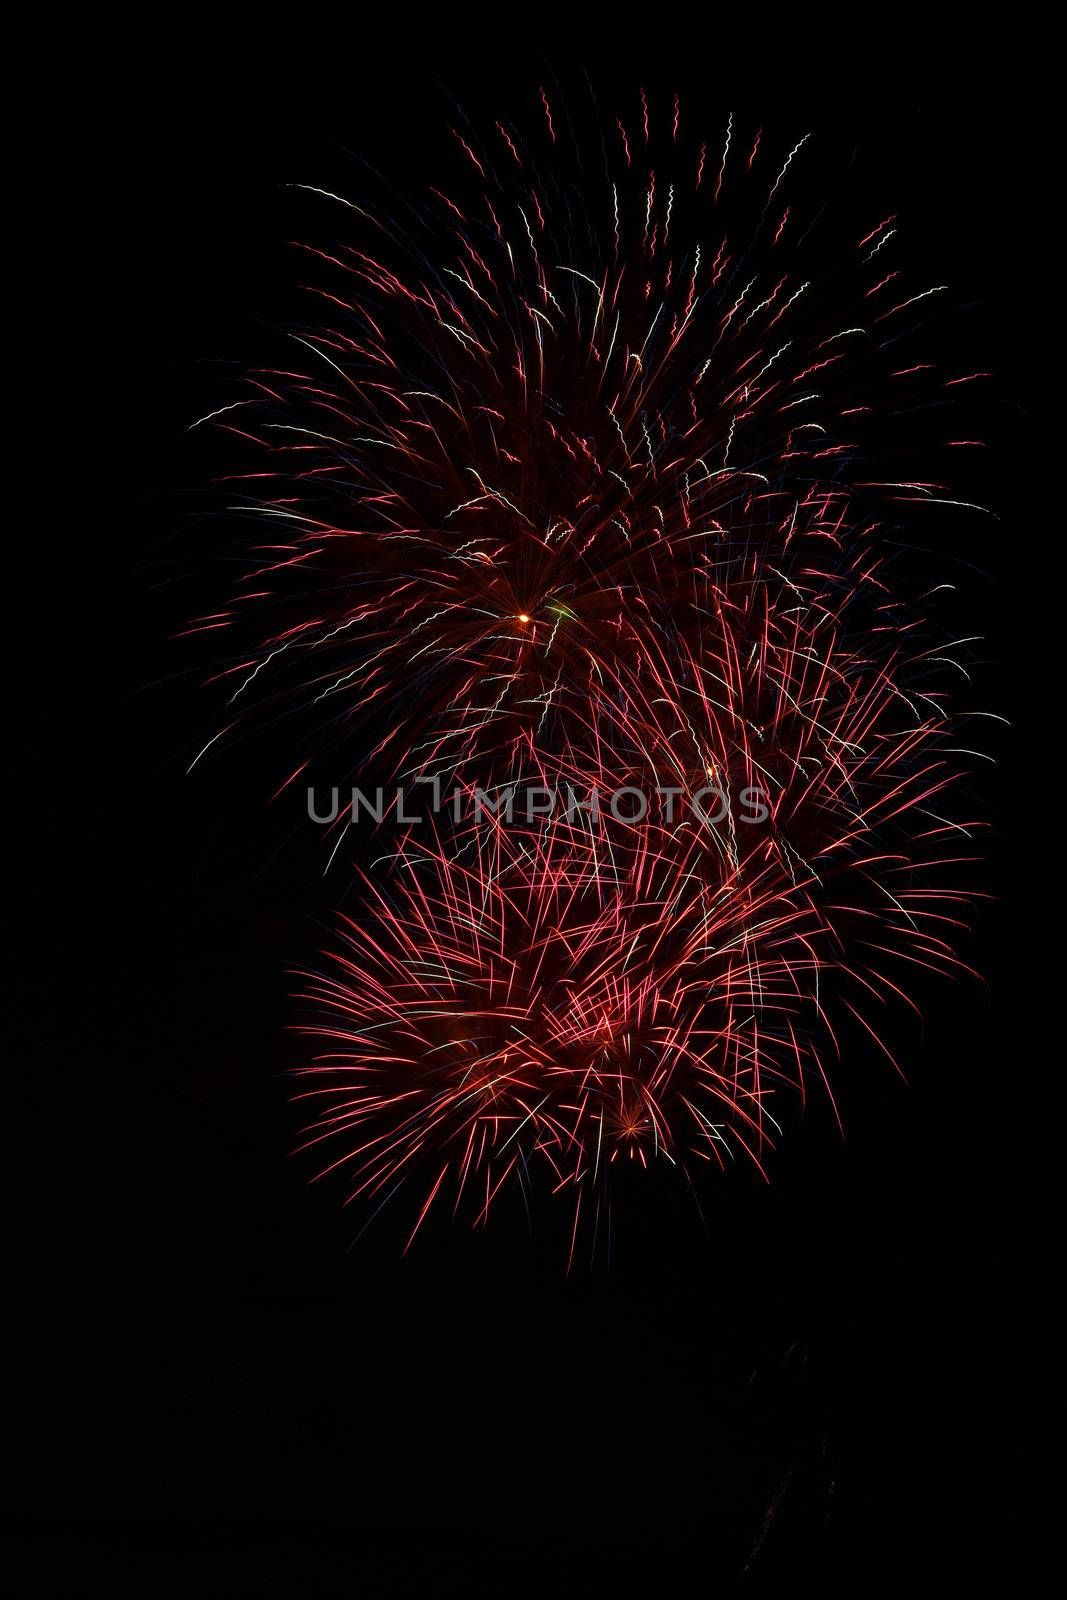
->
194, 86, 990, 1250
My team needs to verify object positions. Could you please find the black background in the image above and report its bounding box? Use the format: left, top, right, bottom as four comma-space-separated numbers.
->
7, 37, 1048, 1594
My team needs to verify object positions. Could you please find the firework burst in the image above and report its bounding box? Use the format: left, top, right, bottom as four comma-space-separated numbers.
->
295, 820, 828, 1259
194, 87, 989, 1250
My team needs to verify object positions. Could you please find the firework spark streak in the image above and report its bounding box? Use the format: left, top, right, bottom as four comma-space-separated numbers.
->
195, 88, 990, 1254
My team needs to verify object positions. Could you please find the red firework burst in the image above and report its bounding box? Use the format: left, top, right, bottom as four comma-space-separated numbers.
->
193, 88, 990, 1249
294, 820, 828, 1259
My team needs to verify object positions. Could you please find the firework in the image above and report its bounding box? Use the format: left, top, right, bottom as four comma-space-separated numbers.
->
295, 819, 826, 1260
195, 88, 989, 1248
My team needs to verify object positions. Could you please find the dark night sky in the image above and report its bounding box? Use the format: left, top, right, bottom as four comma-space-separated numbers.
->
6, 34, 1050, 1595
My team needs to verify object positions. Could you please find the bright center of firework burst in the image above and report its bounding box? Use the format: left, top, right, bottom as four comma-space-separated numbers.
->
517, 613, 531, 624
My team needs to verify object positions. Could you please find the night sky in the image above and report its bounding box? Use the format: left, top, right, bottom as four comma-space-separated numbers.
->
7, 38, 1046, 1595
